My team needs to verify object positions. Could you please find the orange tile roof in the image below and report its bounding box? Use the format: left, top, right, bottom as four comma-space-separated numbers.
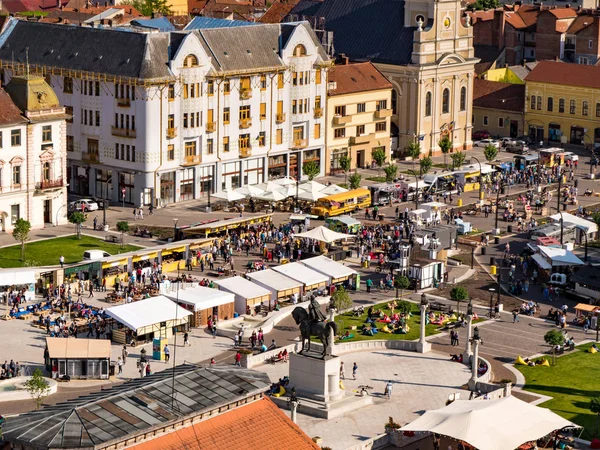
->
468, 9, 494, 23
129, 397, 320, 450
505, 5, 539, 29
259, 1, 299, 23
525, 60, 600, 90
567, 15, 595, 34
328, 61, 393, 96
547, 7, 577, 19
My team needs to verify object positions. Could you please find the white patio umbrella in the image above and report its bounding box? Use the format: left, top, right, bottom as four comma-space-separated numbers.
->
293, 226, 353, 243
277, 185, 298, 198
256, 189, 288, 202
272, 176, 297, 186
234, 185, 265, 198
300, 180, 326, 192
297, 189, 326, 201
320, 184, 348, 195
211, 190, 245, 202
255, 181, 282, 192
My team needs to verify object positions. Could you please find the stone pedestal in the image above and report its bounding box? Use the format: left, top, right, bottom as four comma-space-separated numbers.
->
468, 338, 481, 391
289, 353, 343, 403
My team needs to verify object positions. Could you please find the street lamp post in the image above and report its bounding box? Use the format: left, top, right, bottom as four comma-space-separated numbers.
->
468, 326, 482, 391
295, 175, 300, 212
488, 288, 496, 318
464, 300, 474, 362
173, 218, 179, 242
557, 167, 563, 214
471, 156, 483, 203
417, 293, 431, 353
494, 182, 505, 234
408, 170, 419, 211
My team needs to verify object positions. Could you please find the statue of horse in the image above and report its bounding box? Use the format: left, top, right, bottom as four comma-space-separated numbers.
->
292, 306, 337, 357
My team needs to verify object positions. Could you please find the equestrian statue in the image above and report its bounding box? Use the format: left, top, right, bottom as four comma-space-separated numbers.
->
291, 295, 337, 358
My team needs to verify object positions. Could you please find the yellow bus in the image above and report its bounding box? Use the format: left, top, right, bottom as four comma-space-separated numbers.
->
311, 188, 371, 218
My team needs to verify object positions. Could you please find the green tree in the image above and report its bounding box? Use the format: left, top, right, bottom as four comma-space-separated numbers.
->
591, 211, 600, 233
450, 151, 467, 170
407, 142, 421, 171
302, 160, 320, 181
438, 135, 452, 170
450, 286, 469, 314
420, 156, 433, 176
384, 163, 398, 183
372, 147, 387, 177
12, 218, 31, 262
331, 286, 353, 331
590, 397, 600, 437
544, 329, 565, 366
339, 153, 352, 185
24, 368, 51, 410
483, 144, 498, 163
348, 170, 362, 190
394, 275, 410, 299
116, 221, 130, 249
68, 212, 86, 240
121, 0, 171, 16
396, 300, 413, 315
467, 0, 500, 11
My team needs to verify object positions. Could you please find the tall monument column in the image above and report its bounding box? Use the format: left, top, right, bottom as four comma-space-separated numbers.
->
463, 300, 474, 362
417, 293, 431, 353
468, 327, 482, 391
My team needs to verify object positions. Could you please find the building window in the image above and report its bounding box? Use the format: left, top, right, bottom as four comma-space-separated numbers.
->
335, 105, 346, 117
294, 44, 307, 56
11, 129, 21, 146
316, 70, 322, 84
207, 81, 214, 96
260, 103, 266, 120
537, 96, 542, 111
559, 98, 565, 113
11, 204, 20, 224
207, 139, 214, 154
334, 128, 346, 138
292, 72, 298, 86
167, 144, 175, 161
483, 116, 489, 126
376, 100, 388, 110
183, 113, 189, 128
547, 97, 553, 112
589, 40, 593, 49
67, 135, 74, 152
260, 75, 267, 90
442, 88, 450, 114
223, 107, 230, 124
96, 111, 100, 127
375, 121, 386, 132
184, 54, 199, 67
498, 117, 504, 128
168, 84, 175, 101
596, 102, 600, 117
239, 105, 251, 120
12, 165, 21, 185
583, 101, 589, 116
357, 125, 365, 135
357, 102, 366, 113
277, 73, 284, 89
42, 162, 51, 181
183, 84, 188, 99
570, 99, 576, 114
65, 106, 73, 123
168, 114, 175, 129
258, 132, 266, 147
579, 56, 590, 65
425, 92, 432, 117
223, 80, 230, 95
314, 123, 321, 139
185, 141, 196, 157
223, 136, 229, 152
530, 95, 536, 111
276, 128, 283, 144
63, 77, 73, 94
460, 86, 466, 111
239, 134, 250, 151
42, 125, 52, 142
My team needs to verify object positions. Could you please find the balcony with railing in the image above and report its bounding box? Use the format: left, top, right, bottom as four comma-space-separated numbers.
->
206, 122, 216, 132
276, 113, 286, 124
182, 154, 201, 166
290, 138, 308, 149
240, 118, 252, 129
314, 107, 323, 119
240, 147, 252, 158
116, 98, 131, 107
81, 152, 99, 163
349, 133, 374, 146
36, 178, 64, 190
167, 127, 178, 139
374, 109, 393, 119
111, 127, 136, 138
333, 115, 351, 125
240, 88, 252, 100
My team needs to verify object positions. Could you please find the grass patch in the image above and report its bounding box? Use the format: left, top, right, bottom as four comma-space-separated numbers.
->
0, 235, 141, 268
516, 343, 600, 440
333, 301, 443, 342
433, 163, 448, 168
366, 176, 387, 183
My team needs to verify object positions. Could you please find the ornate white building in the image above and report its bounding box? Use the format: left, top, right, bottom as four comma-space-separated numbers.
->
0, 19, 330, 207
0, 75, 68, 232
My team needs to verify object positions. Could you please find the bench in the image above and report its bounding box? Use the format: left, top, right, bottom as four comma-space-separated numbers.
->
104, 235, 119, 243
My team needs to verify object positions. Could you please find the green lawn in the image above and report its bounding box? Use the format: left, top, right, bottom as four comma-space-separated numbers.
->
517, 344, 600, 440
0, 235, 141, 268
366, 176, 387, 183
334, 301, 444, 342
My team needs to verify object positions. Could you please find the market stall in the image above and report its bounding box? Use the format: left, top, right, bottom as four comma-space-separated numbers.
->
44, 337, 111, 380
273, 262, 328, 293
106, 296, 191, 346
131, 251, 158, 277
101, 257, 129, 291
165, 286, 235, 327
299, 255, 358, 287
160, 245, 186, 273
0, 269, 37, 302
183, 214, 272, 239
215, 276, 271, 315
325, 215, 362, 234
246, 269, 302, 304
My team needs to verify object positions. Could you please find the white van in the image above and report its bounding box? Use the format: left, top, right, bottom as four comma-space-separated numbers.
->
83, 250, 112, 260
563, 152, 579, 163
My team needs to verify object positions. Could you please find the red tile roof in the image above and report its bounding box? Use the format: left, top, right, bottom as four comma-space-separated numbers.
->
328, 61, 392, 96
128, 397, 320, 450
259, 1, 299, 23
525, 60, 600, 90
547, 7, 577, 19
468, 9, 494, 24
473, 78, 525, 112
0, 88, 27, 127
504, 5, 539, 29
567, 15, 595, 34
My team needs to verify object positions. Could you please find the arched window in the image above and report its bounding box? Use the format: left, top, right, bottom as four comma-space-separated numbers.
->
294, 44, 307, 57
442, 88, 450, 114
536, 96, 542, 110
530, 95, 536, 110
547, 97, 553, 112
184, 54, 199, 67
582, 100, 589, 116
425, 91, 432, 116
43, 162, 51, 181
460, 86, 466, 111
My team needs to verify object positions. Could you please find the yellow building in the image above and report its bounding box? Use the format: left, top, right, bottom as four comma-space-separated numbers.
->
473, 78, 525, 138
326, 62, 393, 174
525, 60, 600, 146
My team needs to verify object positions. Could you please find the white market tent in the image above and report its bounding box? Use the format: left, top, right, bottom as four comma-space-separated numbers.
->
106, 296, 192, 335
246, 269, 302, 303
300, 255, 356, 284
549, 212, 598, 235
165, 286, 235, 325
401, 396, 576, 450
294, 225, 353, 243
0, 269, 36, 301
538, 245, 584, 267
273, 262, 328, 291
215, 276, 271, 314
531, 254, 552, 271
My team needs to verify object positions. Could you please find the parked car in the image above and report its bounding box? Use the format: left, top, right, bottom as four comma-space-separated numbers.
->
69, 199, 99, 212
92, 197, 109, 210
499, 137, 516, 147
563, 152, 579, 163
473, 130, 490, 140
474, 138, 500, 148
505, 145, 529, 155
516, 136, 535, 146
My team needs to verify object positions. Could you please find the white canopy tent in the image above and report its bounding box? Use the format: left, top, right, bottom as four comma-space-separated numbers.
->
255, 181, 283, 192
276, 185, 298, 198
538, 245, 584, 267
215, 276, 271, 314
273, 262, 328, 291
401, 396, 576, 450
106, 296, 192, 333
246, 269, 302, 303
164, 286, 234, 311
293, 225, 353, 243
300, 255, 357, 284
531, 253, 552, 270
0, 269, 36, 286
549, 212, 597, 235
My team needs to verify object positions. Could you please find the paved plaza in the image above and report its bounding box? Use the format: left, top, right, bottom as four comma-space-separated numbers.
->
257, 349, 471, 450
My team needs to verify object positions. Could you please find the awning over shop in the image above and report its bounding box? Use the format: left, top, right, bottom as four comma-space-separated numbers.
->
215, 276, 271, 300
106, 296, 192, 332
246, 269, 303, 292
0, 269, 36, 286
132, 252, 158, 262
101, 259, 128, 270
164, 286, 234, 312
531, 254, 552, 271
538, 245, 584, 267
273, 263, 328, 288
46, 337, 110, 359
549, 212, 597, 235
161, 247, 186, 256
299, 255, 356, 282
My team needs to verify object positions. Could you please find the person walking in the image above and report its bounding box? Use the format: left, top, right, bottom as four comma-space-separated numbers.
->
122, 345, 128, 364
385, 380, 393, 399
352, 362, 358, 380
234, 351, 241, 367
164, 344, 170, 362
184, 332, 190, 347
512, 310, 519, 323
340, 362, 345, 380
450, 330, 455, 346
365, 279, 373, 293
59, 255, 64, 268
117, 357, 123, 375
88, 283, 94, 298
